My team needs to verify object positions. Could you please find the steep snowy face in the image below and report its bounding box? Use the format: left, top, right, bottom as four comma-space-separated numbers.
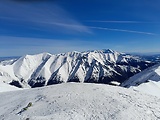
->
0, 53, 52, 88
0, 83, 160, 120
13, 53, 51, 80
121, 63, 160, 97
0, 49, 155, 88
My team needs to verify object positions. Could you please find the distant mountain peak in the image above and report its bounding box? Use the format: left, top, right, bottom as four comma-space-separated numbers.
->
102, 49, 115, 53
84, 49, 118, 54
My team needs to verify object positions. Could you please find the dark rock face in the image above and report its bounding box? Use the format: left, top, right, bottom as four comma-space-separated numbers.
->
47, 79, 63, 85
9, 80, 22, 88
29, 77, 46, 88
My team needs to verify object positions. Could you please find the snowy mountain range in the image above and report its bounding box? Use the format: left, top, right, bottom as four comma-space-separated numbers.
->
0, 49, 155, 88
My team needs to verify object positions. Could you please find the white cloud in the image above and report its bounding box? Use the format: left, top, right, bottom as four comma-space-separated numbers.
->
86, 20, 160, 24
89, 26, 156, 35
86, 20, 142, 23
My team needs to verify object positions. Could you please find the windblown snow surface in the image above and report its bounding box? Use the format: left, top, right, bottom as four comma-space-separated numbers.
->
121, 63, 160, 97
0, 81, 21, 92
0, 83, 160, 120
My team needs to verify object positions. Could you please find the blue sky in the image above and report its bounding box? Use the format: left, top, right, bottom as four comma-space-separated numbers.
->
0, 0, 160, 56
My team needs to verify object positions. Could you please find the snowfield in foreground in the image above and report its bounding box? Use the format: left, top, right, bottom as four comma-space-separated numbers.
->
0, 83, 160, 120
0, 81, 22, 92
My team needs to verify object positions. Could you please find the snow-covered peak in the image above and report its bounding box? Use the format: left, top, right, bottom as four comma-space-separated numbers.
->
81, 49, 123, 63
63, 51, 81, 57
84, 49, 119, 54
21, 52, 52, 60
12, 52, 51, 81
102, 49, 117, 53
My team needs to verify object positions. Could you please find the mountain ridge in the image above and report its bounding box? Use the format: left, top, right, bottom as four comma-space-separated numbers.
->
121, 63, 160, 97
0, 49, 155, 88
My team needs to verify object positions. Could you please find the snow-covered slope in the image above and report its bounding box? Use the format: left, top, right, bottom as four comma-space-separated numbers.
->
121, 63, 160, 97
0, 81, 21, 92
0, 59, 17, 66
0, 49, 154, 88
0, 83, 159, 120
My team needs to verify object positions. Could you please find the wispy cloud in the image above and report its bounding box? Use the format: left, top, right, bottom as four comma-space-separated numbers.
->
11, 0, 54, 2
86, 20, 157, 24
89, 26, 156, 35
0, 0, 91, 34
39, 22, 92, 33
86, 20, 142, 23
